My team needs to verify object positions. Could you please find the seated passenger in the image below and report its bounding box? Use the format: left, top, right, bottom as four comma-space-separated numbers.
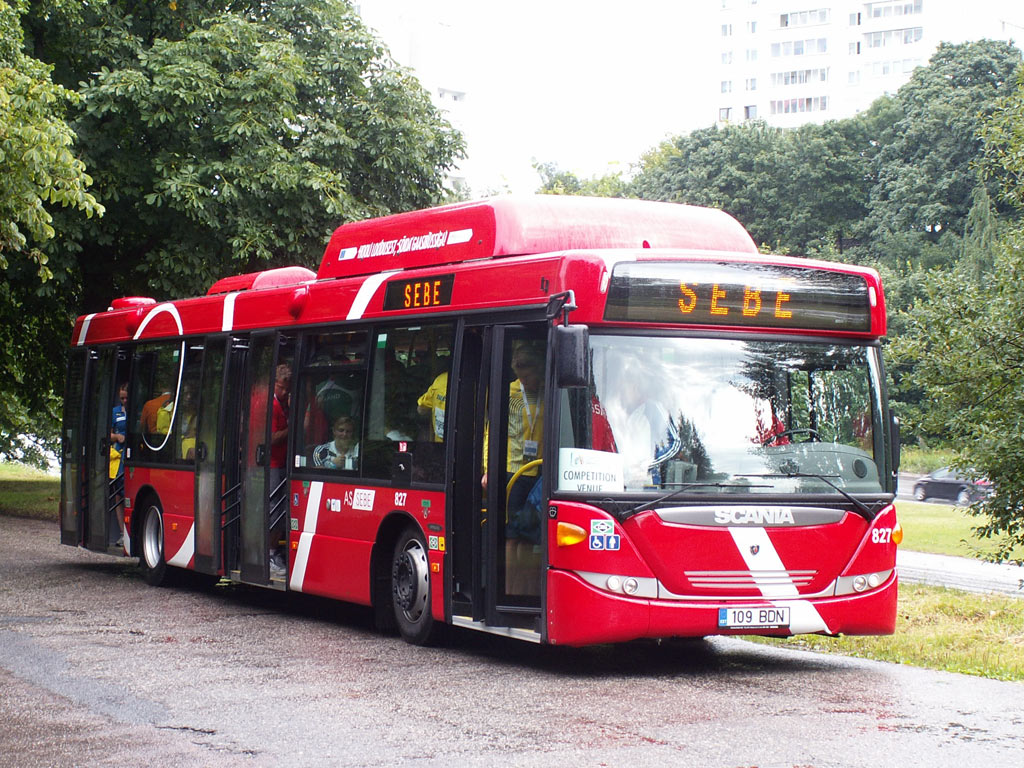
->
313, 415, 360, 470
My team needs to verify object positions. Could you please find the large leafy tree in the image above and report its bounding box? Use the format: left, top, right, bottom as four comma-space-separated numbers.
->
4, 0, 462, 461
629, 118, 873, 256
1, 0, 102, 463
863, 39, 1021, 247
26, 0, 464, 308
892, 65, 1024, 561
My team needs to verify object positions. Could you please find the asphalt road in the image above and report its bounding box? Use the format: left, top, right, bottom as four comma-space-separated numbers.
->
2, 515, 1023, 768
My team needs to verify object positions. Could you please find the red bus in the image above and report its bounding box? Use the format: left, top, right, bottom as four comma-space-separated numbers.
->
60, 195, 902, 646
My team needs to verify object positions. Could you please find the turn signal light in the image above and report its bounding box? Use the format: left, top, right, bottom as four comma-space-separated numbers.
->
891, 522, 904, 546
556, 522, 588, 547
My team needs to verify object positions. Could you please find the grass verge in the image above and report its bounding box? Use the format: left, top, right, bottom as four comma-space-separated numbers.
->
0, 462, 60, 520
896, 499, 1024, 561
753, 582, 1024, 681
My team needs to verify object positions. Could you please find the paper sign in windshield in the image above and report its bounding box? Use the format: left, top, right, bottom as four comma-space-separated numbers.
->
558, 448, 625, 493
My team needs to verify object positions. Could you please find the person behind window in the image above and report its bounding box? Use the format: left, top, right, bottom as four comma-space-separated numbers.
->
417, 370, 448, 442
313, 415, 360, 470
110, 382, 128, 546
482, 342, 546, 596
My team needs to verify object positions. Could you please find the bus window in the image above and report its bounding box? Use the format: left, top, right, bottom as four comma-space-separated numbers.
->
296, 330, 367, 472
363, 324, 453, 483
131, 341, 188, 464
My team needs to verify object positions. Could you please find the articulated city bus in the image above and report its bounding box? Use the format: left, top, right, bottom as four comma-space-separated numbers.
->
60, 195, 902, 646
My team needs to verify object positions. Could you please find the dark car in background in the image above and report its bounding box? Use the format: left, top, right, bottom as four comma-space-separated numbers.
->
912, 467, 992, 505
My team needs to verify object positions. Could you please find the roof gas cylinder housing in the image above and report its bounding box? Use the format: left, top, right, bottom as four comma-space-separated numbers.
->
315, 195, 759, 281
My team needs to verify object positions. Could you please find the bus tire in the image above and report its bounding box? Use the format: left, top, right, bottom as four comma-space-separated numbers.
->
390, 525, 437, 645
140, 500, 169, 587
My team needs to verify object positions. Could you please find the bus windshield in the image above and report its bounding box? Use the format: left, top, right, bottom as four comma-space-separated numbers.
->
556, 334, 887, 496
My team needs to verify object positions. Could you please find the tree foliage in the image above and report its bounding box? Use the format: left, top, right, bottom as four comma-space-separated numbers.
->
1, 0, 463, 463
1, 0, 102, 464
892, 60, 1024, 561
26, 0, 464, 307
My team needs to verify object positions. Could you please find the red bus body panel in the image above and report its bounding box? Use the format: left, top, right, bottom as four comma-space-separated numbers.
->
67, 196, 896, 646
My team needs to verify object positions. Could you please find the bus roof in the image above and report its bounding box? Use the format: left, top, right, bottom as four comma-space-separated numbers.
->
316, 195, 758, 281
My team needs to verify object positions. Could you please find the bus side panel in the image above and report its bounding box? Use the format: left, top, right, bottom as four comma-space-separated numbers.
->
286, 480, 446, 606
128, 467, 197, 566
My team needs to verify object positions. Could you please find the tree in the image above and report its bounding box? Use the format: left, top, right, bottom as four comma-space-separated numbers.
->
534, 161, 630, 198
892, 63, 1024, 562
26, 0, 464, 309
4, 0, 463, 461
863, 40, 1022, 246
1, 0, 102, 464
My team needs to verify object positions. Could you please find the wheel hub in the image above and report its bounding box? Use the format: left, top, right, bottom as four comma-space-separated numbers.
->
394, 541, 428, 619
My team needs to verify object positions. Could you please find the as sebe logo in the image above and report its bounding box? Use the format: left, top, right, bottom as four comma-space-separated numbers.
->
715, 507, 795, 526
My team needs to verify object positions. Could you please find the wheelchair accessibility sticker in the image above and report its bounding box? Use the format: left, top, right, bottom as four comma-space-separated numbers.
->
589, 519, 620, 551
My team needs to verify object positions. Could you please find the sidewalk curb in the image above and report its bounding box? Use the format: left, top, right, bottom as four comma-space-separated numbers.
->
897, 549, 1024, 598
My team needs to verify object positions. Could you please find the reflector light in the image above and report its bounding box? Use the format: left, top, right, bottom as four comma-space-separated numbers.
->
556, 522, 588, 547
891, 522, 904, 546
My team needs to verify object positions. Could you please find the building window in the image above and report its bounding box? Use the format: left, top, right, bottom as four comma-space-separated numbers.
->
721, 80, 733, 93
719, 107, 732, 121
745, 77, 757, 91
769, 96, 829, 115
746, 20, 757, 33
721, 23, 733, 36
722, 50, 734, 64
780, 8, 830, 28
849, 12, 861, 26
744, 105, 758, 120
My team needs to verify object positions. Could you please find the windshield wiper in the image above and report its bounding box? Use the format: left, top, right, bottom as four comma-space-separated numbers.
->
737, 472, 876, 522
629, 481, 771, 516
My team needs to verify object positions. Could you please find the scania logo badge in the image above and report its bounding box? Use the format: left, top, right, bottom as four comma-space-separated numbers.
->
750, 545, 760, 555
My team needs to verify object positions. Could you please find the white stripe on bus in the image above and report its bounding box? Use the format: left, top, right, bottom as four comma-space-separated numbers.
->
347, 271, 399, 320
221, 291, 239, 332
729, 526, 828, 633
289, 481, 323, 592
76, 313, 96, 346
167, 523, 195, 567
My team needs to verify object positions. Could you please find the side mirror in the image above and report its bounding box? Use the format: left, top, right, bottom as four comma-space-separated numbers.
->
554, 325, 589, 388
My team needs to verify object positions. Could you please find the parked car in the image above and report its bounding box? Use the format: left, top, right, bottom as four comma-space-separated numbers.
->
912, 467, 992, 505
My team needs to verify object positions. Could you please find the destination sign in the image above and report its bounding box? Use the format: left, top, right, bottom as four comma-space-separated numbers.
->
383, 274, 455, 311
604, 261, 872, 332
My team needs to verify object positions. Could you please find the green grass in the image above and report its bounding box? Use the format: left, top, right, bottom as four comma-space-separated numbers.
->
896, 499, 1024, 561
0, 462, 61, 520
898, 445, 958, 474
755, 582, 1024, 681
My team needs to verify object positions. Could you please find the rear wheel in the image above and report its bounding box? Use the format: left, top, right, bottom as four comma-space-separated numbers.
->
391, 526, 438, 645
140, 501, 169, 586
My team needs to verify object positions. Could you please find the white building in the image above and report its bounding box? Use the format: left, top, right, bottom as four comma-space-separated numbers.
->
356, 0, 473, 191
716, 0, 1024, 128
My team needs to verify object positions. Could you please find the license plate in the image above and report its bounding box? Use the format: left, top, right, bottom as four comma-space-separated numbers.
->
718, 606, 790, 629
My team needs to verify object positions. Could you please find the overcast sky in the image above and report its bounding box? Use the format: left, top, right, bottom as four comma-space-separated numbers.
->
361, 0, 717, 193
361, 0, 1023, 195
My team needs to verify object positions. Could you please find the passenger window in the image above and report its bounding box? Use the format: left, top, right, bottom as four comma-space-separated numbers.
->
295, 330, 367, 472
130, 341, 199, 465
363, 324, 453, 482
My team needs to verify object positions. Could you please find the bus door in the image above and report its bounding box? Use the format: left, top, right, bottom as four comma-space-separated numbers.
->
69, 345, 131, 551
192, 336, 227, 575
229, 332, 295, 584
453, 323, 548, 631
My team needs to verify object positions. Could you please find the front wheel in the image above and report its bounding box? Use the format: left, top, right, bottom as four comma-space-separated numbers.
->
913, 485, 926, 501
140, 501, 169, 586
956, 489, 972, 506
391, 526, 438, 645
